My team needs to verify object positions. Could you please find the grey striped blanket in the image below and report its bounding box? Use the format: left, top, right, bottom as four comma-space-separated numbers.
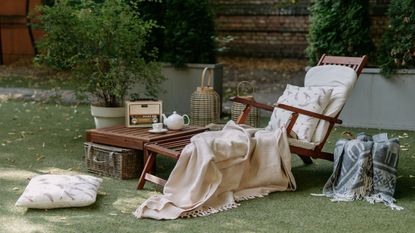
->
317, 133, 402, 210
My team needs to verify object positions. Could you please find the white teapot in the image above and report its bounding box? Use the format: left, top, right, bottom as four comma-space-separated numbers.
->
162, 111, 190, 130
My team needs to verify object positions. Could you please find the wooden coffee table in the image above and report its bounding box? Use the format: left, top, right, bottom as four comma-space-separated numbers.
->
86, 125, 207, 151
86, 125, 207, 186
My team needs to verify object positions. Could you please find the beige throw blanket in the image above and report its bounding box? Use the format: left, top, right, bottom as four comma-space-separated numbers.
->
134, 121, 296, 220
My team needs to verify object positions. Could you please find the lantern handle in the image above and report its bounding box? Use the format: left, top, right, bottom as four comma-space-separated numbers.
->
237, 81, 255, 97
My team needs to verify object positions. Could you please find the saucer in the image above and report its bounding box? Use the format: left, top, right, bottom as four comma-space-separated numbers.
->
148, 128, 168, 133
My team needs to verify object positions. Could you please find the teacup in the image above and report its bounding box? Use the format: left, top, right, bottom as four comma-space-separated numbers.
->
152, 123, 164, 132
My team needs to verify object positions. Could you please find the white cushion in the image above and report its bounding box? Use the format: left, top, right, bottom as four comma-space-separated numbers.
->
288, 138, 317, 150
305, 65, 358, 143
266, 84, 333, 141
15, 174, 102, 209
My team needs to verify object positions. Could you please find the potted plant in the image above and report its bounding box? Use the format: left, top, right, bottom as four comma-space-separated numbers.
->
33, 0, 164, 128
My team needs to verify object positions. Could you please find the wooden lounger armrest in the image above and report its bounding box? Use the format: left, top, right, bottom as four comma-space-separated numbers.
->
229, 96, 274, 112
275, 103, 342, 124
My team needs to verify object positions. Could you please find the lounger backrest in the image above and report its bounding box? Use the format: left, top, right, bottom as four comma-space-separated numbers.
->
304, 65, 358, 143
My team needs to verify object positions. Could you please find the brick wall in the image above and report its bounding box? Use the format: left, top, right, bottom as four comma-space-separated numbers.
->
214, 0, 390, 58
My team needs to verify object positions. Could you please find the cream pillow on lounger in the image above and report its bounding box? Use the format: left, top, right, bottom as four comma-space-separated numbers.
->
266, 84, 333, 141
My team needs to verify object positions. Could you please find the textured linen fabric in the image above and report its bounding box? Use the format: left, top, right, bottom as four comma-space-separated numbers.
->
266, 84, 333, 141
134, 121, 296, 220
15, 174, 102, 209
304, 65, 358, 143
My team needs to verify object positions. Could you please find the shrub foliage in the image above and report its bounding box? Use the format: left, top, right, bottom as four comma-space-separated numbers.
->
378, 0, 415, 76
306, 0, 373, 65
135, 0, 217, 66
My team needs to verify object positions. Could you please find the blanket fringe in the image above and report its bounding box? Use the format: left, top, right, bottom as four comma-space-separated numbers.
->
180, 192, 272, 218
234, 193, 266, 202
180, 203, 240, 218
365, 193, 404, 211
311, 192, 403, 211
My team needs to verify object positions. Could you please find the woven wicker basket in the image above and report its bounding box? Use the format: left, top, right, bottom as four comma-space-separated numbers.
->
84, 142, 143, 179
231, 81, 259, 127
190, 67, 220, 127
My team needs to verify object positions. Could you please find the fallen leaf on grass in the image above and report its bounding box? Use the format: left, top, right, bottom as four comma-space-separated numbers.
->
98, 191, 108, 196
73, 135, 83, 139
36, 154, 45, 161
67, 166, 80, 171
6, 158, 15, 164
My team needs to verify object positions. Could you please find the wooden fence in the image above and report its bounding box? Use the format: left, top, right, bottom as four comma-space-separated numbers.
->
0, 0, 43, 65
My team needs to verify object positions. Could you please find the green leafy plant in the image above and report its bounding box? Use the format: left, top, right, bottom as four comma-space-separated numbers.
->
33, 0, 164, 107
134, 0, 217, 66
306, 0, 373, 65
378, 0, 415, 76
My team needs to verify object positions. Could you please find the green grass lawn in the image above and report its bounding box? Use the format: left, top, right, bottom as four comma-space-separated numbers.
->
0, 64, 76, 90
0, 100, 414, 233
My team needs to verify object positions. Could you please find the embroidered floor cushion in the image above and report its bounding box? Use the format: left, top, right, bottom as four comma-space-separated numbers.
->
15, 174, 103, 209
266, 84, 333, 141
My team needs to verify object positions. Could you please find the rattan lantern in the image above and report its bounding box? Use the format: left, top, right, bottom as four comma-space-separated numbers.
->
190, 67, 220, 127
231, 81, 259, 127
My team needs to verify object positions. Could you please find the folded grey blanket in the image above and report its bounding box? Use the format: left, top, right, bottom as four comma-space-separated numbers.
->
318, 133, 402, 210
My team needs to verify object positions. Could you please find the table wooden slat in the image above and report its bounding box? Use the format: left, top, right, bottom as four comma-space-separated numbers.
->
86, 125, 207, 150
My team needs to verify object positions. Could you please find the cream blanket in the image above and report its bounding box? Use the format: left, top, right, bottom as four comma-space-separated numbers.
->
134, 121, 296, 220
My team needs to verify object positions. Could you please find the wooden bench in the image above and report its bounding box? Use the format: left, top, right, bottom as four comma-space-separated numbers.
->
136, 135, 195, 189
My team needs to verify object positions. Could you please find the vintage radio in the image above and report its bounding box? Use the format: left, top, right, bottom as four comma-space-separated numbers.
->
126, 100, 163, 127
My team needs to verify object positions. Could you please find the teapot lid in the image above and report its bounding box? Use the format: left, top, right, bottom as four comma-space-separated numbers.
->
169, 111, 181, 119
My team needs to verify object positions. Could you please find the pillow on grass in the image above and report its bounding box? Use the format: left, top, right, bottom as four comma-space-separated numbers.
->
15, 174, 102, 209
266, 84, 333, 141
